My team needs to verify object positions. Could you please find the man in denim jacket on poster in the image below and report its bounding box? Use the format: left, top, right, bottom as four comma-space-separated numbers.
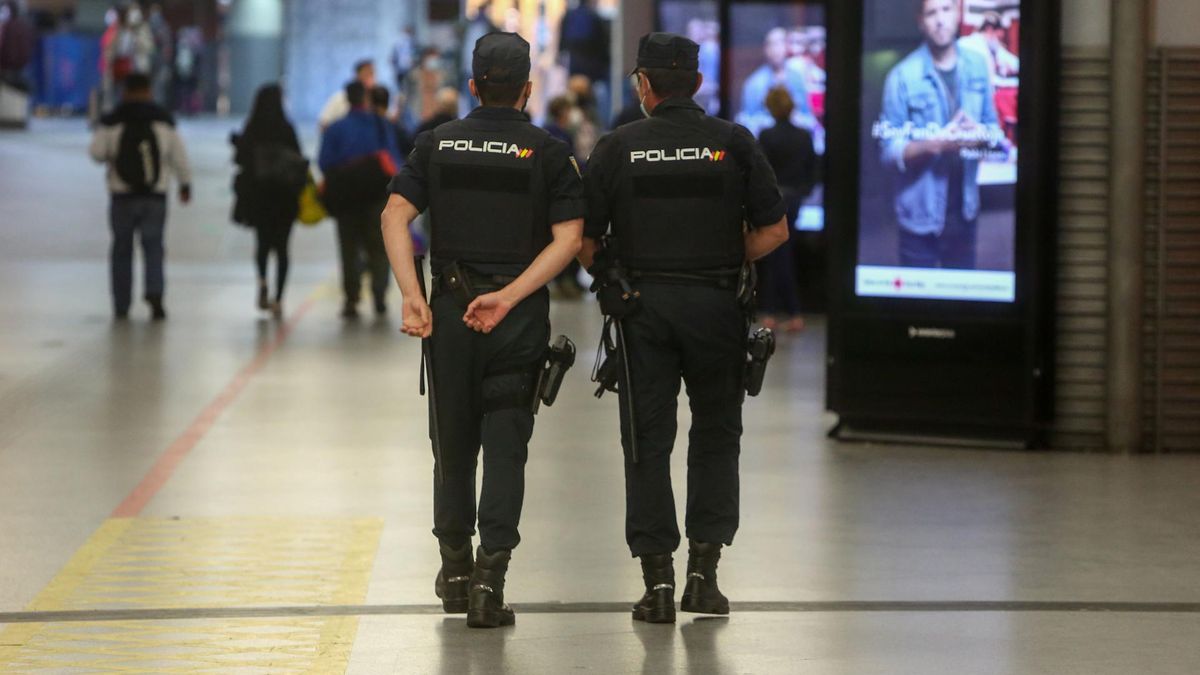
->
876, 0, 1004, 270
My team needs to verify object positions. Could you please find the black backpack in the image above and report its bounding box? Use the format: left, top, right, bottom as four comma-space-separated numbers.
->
115, 119, 161, 194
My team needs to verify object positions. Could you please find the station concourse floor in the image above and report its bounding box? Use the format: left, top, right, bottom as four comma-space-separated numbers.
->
2, 119, 1200, 673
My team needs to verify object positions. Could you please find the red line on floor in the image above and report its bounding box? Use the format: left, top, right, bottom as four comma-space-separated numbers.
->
111, 297, 318, 518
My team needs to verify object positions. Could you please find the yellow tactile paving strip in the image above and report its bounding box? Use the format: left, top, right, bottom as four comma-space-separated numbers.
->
0, 517, 383, 673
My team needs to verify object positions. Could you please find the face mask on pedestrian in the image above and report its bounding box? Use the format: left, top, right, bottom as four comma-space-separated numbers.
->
567, 107, 584, 129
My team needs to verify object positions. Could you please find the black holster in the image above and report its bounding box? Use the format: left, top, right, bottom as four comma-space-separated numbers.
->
532, 335, 576, 413
588, 239, 641, 319
743, 327, 775, 397
736, 262, 758, 312
441, 260, 477, 306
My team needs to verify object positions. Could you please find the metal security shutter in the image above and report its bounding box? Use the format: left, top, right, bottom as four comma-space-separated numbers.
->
1052, 48, 1111, 450
1144, 49, 1200, 453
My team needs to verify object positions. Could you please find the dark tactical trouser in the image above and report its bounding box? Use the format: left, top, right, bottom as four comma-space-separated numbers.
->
334, 200, 390, 305
618, 281, 746, 557
428, 287, 549, 553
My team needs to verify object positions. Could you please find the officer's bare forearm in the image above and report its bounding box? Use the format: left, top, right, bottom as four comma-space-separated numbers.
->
744, 218, 789, 261
500, 219, 584, 304
381, 195, 424, 299
578, 237, 599, 269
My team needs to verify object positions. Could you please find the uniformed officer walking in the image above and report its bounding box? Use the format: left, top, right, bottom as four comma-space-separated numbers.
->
580, 33, 790, 624
381, 32, 585, 629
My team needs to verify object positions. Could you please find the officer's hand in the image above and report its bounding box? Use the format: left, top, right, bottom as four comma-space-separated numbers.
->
401, 296, 432, 338
463, 292, 514, 334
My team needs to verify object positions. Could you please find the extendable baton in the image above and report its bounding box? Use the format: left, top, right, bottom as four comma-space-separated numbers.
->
614, 318, 639, 464
415, 255, 444, 485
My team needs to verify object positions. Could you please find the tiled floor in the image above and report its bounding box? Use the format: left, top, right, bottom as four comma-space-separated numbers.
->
1, 119, 1198, 673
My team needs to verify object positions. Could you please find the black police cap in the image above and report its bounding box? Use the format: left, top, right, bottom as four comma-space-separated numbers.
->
631, 32, 700, 76
472, 32, 531, 85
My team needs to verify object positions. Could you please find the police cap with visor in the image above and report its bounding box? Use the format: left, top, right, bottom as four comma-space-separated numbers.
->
631, 32, 700, 75
473, 32, 531, 84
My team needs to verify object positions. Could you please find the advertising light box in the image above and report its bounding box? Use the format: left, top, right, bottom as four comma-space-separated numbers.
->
856, 0, 1022, 302
824, 0, 1059, 445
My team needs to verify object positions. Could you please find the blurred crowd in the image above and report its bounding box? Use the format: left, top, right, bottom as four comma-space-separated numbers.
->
97, 2, 205, 115
80, 0, 822, 331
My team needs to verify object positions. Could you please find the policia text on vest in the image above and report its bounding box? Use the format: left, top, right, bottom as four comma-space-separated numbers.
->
579, 32, 791, 625
380, 32, 585, 630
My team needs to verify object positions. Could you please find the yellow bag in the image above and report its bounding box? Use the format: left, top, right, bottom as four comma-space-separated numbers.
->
297, 174, 327, 226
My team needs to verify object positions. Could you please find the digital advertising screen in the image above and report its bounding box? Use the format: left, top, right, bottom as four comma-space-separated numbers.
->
728, 3, 827, 231
856, 0, 1021, 302
657, 0, 722, 117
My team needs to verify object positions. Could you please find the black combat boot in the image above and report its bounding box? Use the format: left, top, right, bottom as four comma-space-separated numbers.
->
434, 542, 473, 614
632, 553, 676, 624
680, 540, 729, 615
466, 546, 515, 628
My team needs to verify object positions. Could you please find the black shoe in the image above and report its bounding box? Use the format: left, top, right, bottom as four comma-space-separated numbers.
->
340, 302, 359, 320
257, 281, 269, 311
374, 297, 387, 316
434, 542, 473, 614
680, 540, 729, 615
114, 308, 129, 321
632, 553, 676, 624
466, 546, 515, 628
146, 296, 167, 321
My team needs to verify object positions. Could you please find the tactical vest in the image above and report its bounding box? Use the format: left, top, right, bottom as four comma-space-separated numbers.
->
611, 115, 747, 271
428, 121, 552, 265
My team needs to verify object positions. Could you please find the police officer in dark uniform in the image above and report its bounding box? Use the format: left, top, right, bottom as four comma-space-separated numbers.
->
580, 33, 790, 624
381, 32, 585, 629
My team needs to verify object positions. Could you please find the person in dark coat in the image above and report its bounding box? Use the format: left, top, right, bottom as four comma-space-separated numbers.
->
233, 84, 305, 317
756, 87, 817, 332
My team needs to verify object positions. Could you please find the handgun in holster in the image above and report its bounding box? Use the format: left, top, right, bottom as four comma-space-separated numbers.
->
531, 335, 576, 414
743, 327, 775, 397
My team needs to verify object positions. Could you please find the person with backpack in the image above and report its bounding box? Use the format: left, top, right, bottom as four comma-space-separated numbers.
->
89, 72, 191, 321
232, 84, 307, 318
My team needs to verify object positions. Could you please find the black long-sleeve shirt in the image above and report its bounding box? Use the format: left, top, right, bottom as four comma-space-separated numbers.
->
757, 119, 817, 199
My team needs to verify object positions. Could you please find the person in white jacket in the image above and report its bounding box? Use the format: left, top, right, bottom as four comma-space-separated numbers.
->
89, 73, 191, 320
317, 59, 376, 132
